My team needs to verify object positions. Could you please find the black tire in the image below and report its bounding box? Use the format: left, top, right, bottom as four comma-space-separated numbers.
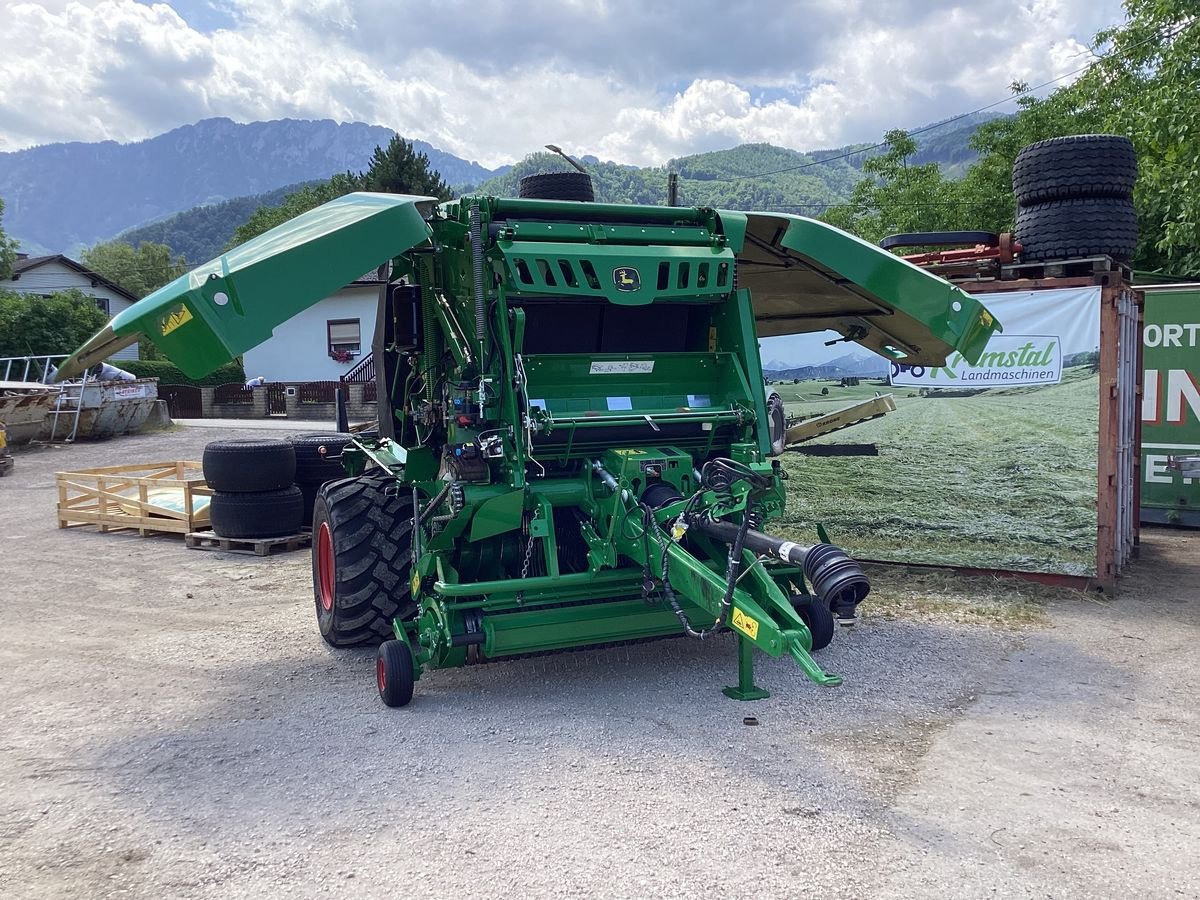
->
209, 486, 304, 539
766, 392, 787, 456
1013, 135, 1136, 206
289, 433, 353, 525
377, 640, 415, 707
312, 475, 416, 647
519, 172, 595, 202
202, 439, 296, 493
1015, 197, 1137, 263
793, 594, 835, 651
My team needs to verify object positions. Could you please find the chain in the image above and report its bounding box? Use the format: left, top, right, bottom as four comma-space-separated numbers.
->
520, 530, 536, 579
515, 521, 537, 605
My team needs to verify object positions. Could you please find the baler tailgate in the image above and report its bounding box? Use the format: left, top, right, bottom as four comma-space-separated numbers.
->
725, 211, 1000, 366
56, 192, 436, 380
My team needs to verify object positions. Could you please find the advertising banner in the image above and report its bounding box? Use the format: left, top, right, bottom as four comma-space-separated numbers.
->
1140, 285, 1200, 526
889, 287, 1101, 388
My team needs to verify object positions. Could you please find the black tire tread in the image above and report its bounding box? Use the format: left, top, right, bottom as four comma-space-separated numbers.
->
1013, 135, 1136, 206
1016, 197, 1137, 262
378, 640, 415, 707
518, 172, 595, 202
202, 439, 296, 493
313, 475, 415, 647
209, 486, 304, 538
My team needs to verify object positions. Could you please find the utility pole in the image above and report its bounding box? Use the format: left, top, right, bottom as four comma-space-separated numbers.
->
667, 172, 679, 207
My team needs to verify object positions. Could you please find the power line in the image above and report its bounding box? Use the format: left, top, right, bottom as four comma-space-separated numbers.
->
726, 17, 1196, 182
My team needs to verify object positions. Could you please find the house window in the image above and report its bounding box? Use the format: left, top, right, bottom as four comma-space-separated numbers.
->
94, 298, 110, 315
327, 318, 361, 356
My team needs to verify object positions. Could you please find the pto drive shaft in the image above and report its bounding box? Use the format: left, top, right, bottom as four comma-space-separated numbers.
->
689, 519, 871, 619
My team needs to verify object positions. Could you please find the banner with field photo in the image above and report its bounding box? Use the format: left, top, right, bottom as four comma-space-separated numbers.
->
763, 285, 1103, 577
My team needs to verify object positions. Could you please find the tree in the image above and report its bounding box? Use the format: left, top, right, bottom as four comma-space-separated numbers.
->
823, 3, 1200, 275
0, 197, 19, 280
0, 289, 109, 357
82, 240, 187, 299
362, 135, 452, 199
821, 130, 959, 244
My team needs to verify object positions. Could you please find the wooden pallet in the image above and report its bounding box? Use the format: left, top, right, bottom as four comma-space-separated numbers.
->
185, 530, 311, 557
57, 461, 211, 536
1000, 255, 1132, 281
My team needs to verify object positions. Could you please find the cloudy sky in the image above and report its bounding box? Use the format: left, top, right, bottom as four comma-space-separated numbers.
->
0, 0, 1123, 167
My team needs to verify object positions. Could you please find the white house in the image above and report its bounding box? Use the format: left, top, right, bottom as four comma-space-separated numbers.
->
3, 254, 140, 360
242, 274, 381, 382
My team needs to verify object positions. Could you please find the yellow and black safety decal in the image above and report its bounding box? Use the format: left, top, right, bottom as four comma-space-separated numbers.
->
731, 607, 759, 640
160, 305, 194, 336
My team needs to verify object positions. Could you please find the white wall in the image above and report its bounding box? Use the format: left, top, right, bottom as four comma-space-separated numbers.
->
3, 260, 139, 360
243, 284, 379, 382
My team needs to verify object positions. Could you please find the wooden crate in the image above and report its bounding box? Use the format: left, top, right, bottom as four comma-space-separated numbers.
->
56, 461, 212, 536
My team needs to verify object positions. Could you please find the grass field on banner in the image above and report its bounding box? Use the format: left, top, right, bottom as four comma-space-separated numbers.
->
772, 368, 1099, 576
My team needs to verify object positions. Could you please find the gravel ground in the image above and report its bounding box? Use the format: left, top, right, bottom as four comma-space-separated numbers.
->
0, 427, 1196, 899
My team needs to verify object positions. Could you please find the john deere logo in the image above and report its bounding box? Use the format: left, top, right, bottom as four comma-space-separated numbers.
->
613, 267, 641, 292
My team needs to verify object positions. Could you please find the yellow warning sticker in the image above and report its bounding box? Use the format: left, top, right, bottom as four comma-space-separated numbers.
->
731, 607, 759, 640
160, 305, 193, 336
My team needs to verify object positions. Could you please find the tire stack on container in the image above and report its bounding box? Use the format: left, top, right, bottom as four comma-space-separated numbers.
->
202, 439, 304, 539
288, 432, 354, 526
1013, 135, 1138, 263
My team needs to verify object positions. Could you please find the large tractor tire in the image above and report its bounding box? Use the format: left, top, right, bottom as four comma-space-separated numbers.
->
312, 475, 416, 648
1015, 196, 1137, 263
202, 439, 296, 493
209, 486, 304, 538
519, 172, 595, 202
1012, 135, 1136, 206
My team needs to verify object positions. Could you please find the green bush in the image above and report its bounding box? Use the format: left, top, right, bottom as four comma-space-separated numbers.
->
115, 358, 246, 386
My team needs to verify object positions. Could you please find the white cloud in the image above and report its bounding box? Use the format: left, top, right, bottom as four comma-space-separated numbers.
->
0, 0, 1124, 165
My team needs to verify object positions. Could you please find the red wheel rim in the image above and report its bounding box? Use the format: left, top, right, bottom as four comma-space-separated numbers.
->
376, 656, 387, 694
317, 522, 335, 612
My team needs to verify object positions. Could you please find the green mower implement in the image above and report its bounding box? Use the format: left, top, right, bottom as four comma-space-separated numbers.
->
61, 182, 999, 707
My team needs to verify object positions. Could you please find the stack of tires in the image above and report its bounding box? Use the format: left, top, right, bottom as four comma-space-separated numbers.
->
1013, 135, 1138, 263
202, 439, 303, 539
288, 432, 354, 526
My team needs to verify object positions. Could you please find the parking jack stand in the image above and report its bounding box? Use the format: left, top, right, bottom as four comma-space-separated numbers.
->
723, 636, 771, 701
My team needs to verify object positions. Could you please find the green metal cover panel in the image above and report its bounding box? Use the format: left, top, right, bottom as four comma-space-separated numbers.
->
500, 240, 735, 306
57, 192, 436, 380
723, 211, 1000, 366
1139, 285, 1200, 526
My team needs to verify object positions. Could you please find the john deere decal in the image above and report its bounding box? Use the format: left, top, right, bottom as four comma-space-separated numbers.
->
613, 267, 641, 292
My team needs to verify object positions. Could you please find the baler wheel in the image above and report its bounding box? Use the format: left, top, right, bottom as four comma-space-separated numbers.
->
377, 640, 415, 707
794, 595, 835, 651
312, 475, 416, 647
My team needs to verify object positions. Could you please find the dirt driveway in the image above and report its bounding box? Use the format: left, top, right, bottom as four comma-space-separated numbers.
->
1, 427, 1196, 899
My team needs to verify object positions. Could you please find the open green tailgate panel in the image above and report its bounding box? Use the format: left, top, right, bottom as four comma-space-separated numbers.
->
60, 195, 997, 381
57, 192, 436, 380
724, 211, 999, 365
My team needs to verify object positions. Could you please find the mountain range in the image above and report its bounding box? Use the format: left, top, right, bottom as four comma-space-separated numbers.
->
0, 118, 497, 255
0, 113, 996, 258
764, 352, 890, 380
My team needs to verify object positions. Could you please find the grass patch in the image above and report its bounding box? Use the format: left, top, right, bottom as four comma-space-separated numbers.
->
859, 563, 1094, 626
776, 369, 1099, 576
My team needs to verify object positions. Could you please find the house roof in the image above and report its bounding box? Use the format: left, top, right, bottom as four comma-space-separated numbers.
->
9, 254, 140, 303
